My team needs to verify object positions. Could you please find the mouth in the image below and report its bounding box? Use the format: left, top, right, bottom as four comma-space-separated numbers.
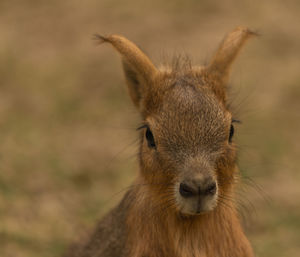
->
175, 193, 218, 216
177, 208, 213, 220
179, 206, 216, 216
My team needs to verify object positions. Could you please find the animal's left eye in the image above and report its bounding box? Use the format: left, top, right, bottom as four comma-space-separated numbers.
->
229, 124, 234, 143
145, 127, 156, 148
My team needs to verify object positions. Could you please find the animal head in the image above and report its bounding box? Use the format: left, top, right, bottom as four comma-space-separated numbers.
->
97, 27, 255, 216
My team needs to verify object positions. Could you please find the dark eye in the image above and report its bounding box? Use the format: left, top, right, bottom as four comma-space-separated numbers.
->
145, 127, 156, 148
229, 124, 234, 143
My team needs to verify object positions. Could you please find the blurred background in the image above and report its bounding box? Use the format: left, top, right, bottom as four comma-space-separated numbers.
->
0, 0, 299, 256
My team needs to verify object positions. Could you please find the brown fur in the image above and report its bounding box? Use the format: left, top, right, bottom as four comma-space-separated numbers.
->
65, 27, 256, 257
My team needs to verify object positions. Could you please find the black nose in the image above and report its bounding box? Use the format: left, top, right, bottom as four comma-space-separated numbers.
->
179, 181, 217, 198
179, 182, 196, 197
205, 182, 217, 195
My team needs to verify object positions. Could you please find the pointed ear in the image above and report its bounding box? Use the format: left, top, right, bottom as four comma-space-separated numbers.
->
205, 27, 256, 98
95, 34, 157, 108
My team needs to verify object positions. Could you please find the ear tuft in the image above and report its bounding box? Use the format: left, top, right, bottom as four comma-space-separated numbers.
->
93, 34, 110, 44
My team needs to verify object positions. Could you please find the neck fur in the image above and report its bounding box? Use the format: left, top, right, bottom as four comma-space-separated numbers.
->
126, 178, 251, 257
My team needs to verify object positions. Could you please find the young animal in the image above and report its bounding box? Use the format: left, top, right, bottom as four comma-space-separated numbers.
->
65, 27, 256, 257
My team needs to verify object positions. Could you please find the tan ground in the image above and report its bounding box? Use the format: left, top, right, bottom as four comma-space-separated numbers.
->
0, 1, 299, 256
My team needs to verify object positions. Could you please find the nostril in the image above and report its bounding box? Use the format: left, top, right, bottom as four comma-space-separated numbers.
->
206, 182, 217, 195
179, 183, 196, 198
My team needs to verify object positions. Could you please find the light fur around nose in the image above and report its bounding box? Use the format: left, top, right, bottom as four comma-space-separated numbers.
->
176, 155, 218, 214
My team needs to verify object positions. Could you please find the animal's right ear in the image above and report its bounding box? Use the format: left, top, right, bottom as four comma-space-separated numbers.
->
95, 34, 157, 108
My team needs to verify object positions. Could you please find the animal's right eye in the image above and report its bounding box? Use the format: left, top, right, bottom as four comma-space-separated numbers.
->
145, 128, 156, 148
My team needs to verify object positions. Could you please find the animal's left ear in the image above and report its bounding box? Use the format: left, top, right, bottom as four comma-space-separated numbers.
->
205, 26, 256, 101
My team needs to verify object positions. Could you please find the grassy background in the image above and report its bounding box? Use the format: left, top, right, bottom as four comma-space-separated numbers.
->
0, 0, 299, 256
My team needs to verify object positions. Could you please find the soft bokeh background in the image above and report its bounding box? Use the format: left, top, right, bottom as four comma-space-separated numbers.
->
0, 0, 299, 256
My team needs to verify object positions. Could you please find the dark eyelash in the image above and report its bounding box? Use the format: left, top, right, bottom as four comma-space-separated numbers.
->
136, 124, 148, 131
232, 119, 241, 124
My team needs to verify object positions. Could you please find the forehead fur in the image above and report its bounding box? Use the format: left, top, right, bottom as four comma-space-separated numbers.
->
144, 67, 230, 155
